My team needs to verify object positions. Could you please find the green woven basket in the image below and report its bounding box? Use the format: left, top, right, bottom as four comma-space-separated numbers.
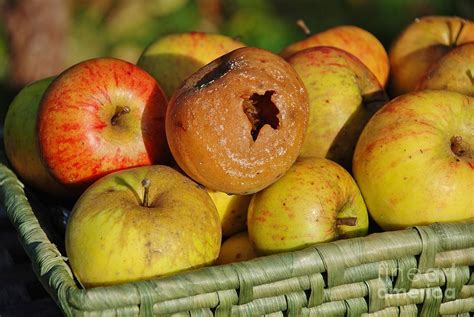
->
1, 161, 473, 316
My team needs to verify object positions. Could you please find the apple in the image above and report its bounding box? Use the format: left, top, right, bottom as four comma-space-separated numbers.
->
166, 47, 309, 195
417, 42, 474, 96
3, 77, 72, 197
207, 190, 252, 238
353, 90, 474, 231
215, 231, 258, 265
65, 165, 221, 287
389, 15, 474, 96
248, 157, 368, 255
286, 46, 388, 169
281, 25, 389, 87
137, 32, 245, 98
37, 57, 169, 191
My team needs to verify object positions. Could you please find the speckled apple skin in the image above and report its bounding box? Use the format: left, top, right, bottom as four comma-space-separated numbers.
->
38, 58, 169, 190
353, 90, 474, 230
281, 25, 389, 87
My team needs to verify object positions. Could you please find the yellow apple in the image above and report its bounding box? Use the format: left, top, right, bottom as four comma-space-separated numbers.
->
281, 25, 389, 87
248, 157, 368, 255
389, 15, 474, 96
215, 231, 258, 265
286, 46, 387, 169
417, 42, 474, 96
137, 32, 245, 98
65, 165, 221, 287
353, 90, 474, 230
207, 190, 251, 238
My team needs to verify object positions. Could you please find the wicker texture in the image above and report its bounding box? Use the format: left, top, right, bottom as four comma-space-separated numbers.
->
1, 162, 473, 316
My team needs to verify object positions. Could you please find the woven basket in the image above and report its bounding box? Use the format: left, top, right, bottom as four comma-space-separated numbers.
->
1, 161, 473, 317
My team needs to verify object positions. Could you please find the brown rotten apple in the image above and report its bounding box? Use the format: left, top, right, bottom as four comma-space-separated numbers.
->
166, 47, 310, 194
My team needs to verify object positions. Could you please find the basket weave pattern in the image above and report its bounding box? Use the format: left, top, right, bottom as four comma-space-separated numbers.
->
1, 163, 473, 316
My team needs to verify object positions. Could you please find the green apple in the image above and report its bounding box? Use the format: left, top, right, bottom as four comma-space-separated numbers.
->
207, 190, 251, 238
286, 46, 388, 169
248, 157, 368, 255
137, 32, 245, 98
65, 165, 221, 287
215, 231, 258, 265
281, 25, 389, 87
389, 15, 474, 96
417, 42, 474, 96
3, 77, 72, 197
353, 90, 474, 230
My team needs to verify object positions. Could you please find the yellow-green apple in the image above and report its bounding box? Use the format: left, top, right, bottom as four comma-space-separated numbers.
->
207, 190, 252, 238
281, 25, 389, 87
417, 43, 474, 96
166, 47, 309, 195
137, 32, 245, 98
286, 46, 388, 169
37, 58, 169, 191
215, 231, 258, 265
3, 77, 72, 197
389, 16, 474, 96
65, 165, 221, 287
248, 157, 368, 255
353, 90, 474, 230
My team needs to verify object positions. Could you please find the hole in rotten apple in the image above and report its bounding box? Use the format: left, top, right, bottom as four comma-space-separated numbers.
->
242, 90, 280, 141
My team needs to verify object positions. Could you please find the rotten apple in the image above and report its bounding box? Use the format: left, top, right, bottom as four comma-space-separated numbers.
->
166, 47, 309, 194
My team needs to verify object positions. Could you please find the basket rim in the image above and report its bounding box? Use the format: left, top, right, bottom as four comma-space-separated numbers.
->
1, 162, 473, 316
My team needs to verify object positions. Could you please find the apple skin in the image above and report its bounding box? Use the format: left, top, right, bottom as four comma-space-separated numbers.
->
37, 58, 169, 190
166, 47, 309, 195
248, 157, 368, 255
207, 190, 252, 238
417, 43, 474, 96
137, 32, 245, 98
281, 25, 389, 87
3, 77, 73, 197
215, 231, 258, 265
389, 16, 474, 96
286, 46, 387, 169
65, 165, 221, 288
353, 90, 474, 231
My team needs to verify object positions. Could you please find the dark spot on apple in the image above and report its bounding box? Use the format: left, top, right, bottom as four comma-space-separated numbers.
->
310, 181, 315, 185
235, 253, 241, 259
195, 55, 234, 89
176, 121, 187, 131
280, 237, 285, 241
242, 90, 280, 141
408, 156, 412, 159
231, 210, 236, 214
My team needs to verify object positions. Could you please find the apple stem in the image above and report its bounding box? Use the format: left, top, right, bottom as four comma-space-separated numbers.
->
452, 20, 465, 46
111, 106, 130, 126
336, 217, 358, 226
451, 136, 473, 159
466, 70, 474, 86
296, 19, 311, 36
141, 178, 151, 207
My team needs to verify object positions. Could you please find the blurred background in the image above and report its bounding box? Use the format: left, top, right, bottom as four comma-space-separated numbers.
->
0, 0, 473, 121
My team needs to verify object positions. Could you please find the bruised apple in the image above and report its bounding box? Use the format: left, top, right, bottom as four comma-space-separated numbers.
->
166, 47, 309, 194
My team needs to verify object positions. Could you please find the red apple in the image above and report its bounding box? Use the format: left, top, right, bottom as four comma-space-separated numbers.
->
38, 58, 168, 190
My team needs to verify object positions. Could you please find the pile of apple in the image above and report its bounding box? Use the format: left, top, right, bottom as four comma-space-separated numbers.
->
3, 16, 474, 288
